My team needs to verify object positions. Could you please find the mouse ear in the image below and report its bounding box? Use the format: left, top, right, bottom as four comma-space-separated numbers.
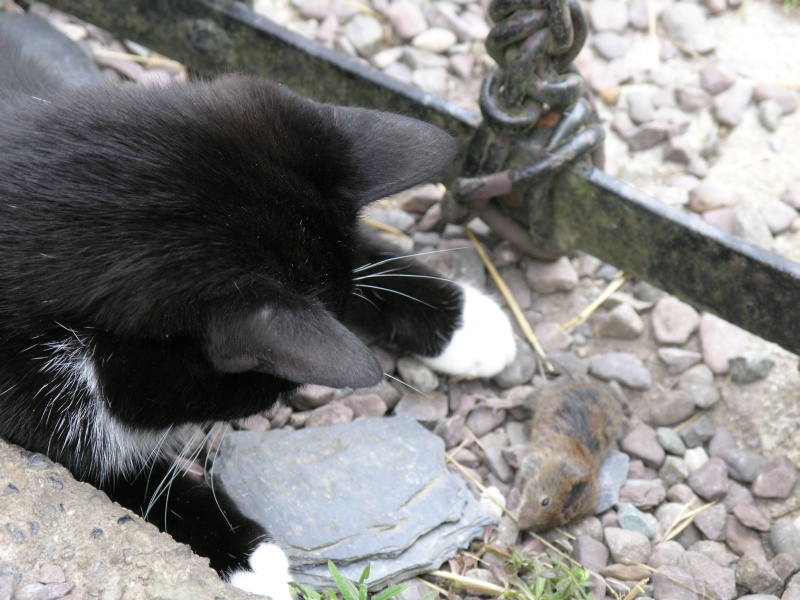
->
205, 300, 383, 389
333, 106, 456, 207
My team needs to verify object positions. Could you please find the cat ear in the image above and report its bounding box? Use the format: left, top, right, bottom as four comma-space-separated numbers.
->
205, 301, 384, 389
333, 106, 456, 207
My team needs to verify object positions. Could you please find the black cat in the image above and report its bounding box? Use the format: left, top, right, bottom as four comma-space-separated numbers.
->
0, 14, 516, 597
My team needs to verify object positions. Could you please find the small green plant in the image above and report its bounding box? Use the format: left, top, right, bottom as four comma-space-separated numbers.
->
505, 550, 594, 600
291, 562, 439, 600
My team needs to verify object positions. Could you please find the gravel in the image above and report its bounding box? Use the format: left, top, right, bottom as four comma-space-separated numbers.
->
5, 1, 800, 598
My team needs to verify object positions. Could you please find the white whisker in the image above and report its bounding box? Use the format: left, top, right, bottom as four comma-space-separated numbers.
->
354, 284, 437, 309
383, 372, 433, 399
353, 246, 471, 274
354, 272, 454, 284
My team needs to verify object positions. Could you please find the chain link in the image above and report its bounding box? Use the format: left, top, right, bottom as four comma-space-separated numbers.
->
443, 0, 605, 258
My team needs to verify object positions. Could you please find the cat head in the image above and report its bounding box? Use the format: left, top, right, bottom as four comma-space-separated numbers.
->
5, 77, 455, 389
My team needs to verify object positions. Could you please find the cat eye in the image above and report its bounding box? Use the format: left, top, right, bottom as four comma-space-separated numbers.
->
541, 498, 550, 507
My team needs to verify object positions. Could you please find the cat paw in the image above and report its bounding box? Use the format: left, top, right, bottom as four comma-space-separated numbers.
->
418, 284, 516, 378
228, 543, 293, 600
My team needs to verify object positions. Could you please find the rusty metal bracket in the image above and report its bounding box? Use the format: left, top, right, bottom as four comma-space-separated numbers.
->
46, 0, 800, 356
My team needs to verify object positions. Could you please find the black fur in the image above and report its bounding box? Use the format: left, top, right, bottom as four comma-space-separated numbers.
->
0, 15, 464, 578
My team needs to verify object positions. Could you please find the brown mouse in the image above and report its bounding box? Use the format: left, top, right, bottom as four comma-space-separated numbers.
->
514, 382, 622, 532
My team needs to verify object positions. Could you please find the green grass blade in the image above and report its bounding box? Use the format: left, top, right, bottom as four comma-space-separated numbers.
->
372, 584, 408, 600
328, 560, 359, 600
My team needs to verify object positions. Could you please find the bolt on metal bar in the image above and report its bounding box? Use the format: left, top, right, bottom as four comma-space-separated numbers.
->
47, 0, 800, 356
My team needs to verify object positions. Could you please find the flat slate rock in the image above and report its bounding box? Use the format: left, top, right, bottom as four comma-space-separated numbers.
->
212, 417, 492, 589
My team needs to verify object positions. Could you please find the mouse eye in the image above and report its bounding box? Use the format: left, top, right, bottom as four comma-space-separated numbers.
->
541, 497, 550, 507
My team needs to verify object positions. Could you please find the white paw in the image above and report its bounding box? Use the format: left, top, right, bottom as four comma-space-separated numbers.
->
418, 283, 516, 378
228, 543, 293, 600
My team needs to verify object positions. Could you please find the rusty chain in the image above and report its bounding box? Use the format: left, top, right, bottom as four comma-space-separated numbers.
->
443, 0, 605, 259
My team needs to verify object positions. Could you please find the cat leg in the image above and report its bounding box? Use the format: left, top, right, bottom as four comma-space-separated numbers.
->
106, 460, 292, 599
346, 230, 516, 377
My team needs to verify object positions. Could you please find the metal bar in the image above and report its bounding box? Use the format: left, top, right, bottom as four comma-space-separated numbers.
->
554, 166, 800, 352
48, 0, 800, 355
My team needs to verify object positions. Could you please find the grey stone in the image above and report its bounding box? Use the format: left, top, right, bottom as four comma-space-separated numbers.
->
685, 552, 737, 600
752, 457, 798, 499
621, 424, 665, 468
293, 384, 337, 409
730, 353, 776, 384
626, 122, 671, 151
568, 516, 605, 542
723, 481, 755, 511
617, 503, 659, 539
677, 85, 712, 112
770, 519, 800, 564
713, 82, 754, 127
596, 450, 630, 513
628, 90, 655, 124
718, 447, 768, 483
658, 348, 703, 375
411, 67, 450, 96
411, 27, 456, 53
652, 564, 699, 600
725, 515, 764, 555
588, 0, 628, 32
674, 365, 720, 408
699, 313, 748, 375
679, 414, 716, 448
703, 207, 737, 233
758, 99, 784, 132
341, 393, 388, 419
574, 536, 609, 597
37, 565, 65, 584
701, 63, 737, 95
604, 527, 652, 564
493, 342, 536, 388
656, 503, 702, 549
657, 428, 687, 456
649, 539, 688, 569
14, 583, 75, 600
213, 418, 492, 588
761, 200, 798, 235
525, 257, 578, 294
733, 503, 771, 532
482, 430, 514, 483
684, 446, 710, 472
591, 31, 629, 60
661, 3, 715, 54
394, 391, 448, 425
433, 414, 466, 449
659, 456, 691, 487
771, 553, 798, 584
689, 540, 739, 567
736, 549, 784, 596
600, 303, 644, 339
650, 390, 696, 427
709, 425, 737, 457
305, 402, 354, 428
689, 181, 739, 213
735, 198, 774, 250
342, 14, 385, 56
365, 208, 416, 232
388, 1, 428, 39
534, 321, 573, 352
465, 406, 507, 437
693, 502, 728, 541
589, 352, 652, 390
620, 479, 667, 510
687, 457, 730, 501
396, 357, 439, 394
754, 84, 799, 114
